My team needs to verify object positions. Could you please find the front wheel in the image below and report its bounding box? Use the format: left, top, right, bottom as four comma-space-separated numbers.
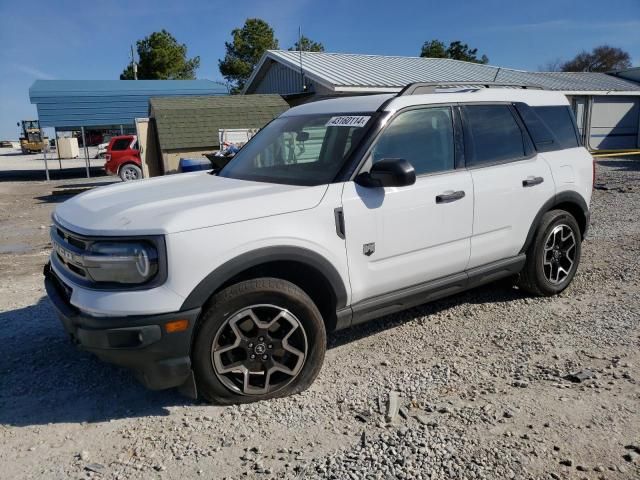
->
119, 164, 142, 181
192, 278, 326, 404
518, 209, 582, 296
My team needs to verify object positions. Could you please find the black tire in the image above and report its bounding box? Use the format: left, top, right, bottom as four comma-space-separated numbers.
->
518, 209, 582, 296
192, 278, 326, 404
119, 163, 142, 181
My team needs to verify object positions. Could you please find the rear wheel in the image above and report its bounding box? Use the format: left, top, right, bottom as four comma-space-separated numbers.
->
192, 278, 326, 404
518, 210, 582, 296
119, 163, 142, 181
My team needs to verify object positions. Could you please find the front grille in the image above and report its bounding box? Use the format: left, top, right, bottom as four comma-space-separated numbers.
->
50, 222, 91, 281
49, 266, 73, 303
57, 227, 87, 250
64, 261, 86, 277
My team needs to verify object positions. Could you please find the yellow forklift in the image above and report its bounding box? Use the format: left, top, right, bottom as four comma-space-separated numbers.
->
18, 120, 48, 154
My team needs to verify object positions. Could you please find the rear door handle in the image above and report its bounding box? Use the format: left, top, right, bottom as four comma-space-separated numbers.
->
522, 176, 544, 187
435, 190, 465, 204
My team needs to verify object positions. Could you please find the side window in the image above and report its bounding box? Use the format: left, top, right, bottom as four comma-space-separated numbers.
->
111, 138, 131, 151
514, 102, 556, 152
533, 106, 579, 149
463, 105, 525, 165
371, 107, 455, 175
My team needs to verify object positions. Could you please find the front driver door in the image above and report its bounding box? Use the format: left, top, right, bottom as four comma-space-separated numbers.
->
341, 106, 473, 315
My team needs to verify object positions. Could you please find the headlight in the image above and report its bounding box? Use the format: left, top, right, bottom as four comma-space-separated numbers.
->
83, 242, 159, 284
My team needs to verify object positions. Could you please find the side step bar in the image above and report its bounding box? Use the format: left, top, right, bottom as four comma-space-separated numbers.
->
343, 255, 526, 327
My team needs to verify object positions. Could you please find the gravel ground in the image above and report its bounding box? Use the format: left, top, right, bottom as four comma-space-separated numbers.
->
0, 158, 639, 480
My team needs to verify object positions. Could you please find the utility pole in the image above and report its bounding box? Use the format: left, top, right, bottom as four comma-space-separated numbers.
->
298, 26, 305, 92
131, 45, 138, 80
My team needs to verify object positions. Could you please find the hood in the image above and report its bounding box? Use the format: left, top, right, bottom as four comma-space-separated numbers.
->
54, 172, 328, 235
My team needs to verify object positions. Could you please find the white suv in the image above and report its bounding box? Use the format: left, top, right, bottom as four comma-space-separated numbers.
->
45, 83, 593, 403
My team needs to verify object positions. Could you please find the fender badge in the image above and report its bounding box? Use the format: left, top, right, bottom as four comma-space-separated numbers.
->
363, 242, 375, 256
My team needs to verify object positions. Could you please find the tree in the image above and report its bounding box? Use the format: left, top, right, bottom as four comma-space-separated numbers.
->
420, 40, 488, 64
120, 30, 200, 80
420, 40, 447, 59
560, 45, 631, 72
289, 35, 324, 52
219, 18, 279, 93
447, 41, 489, 64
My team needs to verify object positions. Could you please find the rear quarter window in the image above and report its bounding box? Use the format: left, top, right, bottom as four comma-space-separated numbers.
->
533, 106, 580, 149
111, 138, 132, 151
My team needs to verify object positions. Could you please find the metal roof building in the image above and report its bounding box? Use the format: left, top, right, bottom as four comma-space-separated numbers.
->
29, 80, 228, 129
610, 67, 640, 84
148, 94, 289, 174
244, 51, 640, 95
244, 51, 640, 152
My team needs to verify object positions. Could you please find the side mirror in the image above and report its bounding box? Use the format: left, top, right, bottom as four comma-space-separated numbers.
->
355, 158, 416, 188
204, 153, 233, 170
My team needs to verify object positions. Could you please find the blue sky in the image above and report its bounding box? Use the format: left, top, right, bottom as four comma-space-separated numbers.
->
1, 0, 639, 139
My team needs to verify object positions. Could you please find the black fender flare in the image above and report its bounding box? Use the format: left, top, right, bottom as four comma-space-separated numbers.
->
519, 191, 590, 254
180, 246, 349, 311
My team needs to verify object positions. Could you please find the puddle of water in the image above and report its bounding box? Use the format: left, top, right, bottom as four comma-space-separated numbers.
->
0, 243, 33, 254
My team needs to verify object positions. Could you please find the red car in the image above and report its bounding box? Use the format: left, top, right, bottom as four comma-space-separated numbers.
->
104, 135, 142, 181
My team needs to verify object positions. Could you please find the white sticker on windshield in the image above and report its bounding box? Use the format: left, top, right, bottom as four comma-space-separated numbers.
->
326, 115, 371, 128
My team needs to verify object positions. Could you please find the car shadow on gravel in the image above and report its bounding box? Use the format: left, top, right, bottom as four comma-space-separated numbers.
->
34, 193, 77, 204
328, 282, 528, 349
1, 283, 528, 426
34, 181, 119, 204
596, 158, 640, 172
0, 297, 193, 427
0, 167, 105, 182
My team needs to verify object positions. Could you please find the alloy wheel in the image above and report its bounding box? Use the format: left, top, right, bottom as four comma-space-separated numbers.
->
122, 166, 140, 180
211, 304, 308, 395
542, 224, 576, 284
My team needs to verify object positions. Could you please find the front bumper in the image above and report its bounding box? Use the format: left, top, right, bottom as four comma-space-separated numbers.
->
44, 263, 200, 391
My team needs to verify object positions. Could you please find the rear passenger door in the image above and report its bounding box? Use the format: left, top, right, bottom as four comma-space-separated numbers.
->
461, 104, 554, 269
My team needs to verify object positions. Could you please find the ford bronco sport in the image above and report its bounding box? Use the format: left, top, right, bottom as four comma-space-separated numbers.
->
45, 83, 592, 404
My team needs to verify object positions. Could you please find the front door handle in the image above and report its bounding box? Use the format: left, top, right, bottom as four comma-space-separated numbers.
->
522, 176, 544, 187
435, 190, 465, 204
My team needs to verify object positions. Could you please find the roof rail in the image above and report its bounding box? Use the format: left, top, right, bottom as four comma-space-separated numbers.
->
398, 82, 543, 96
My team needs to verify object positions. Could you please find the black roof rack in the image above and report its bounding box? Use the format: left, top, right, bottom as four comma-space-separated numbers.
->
398, 82, 543, 96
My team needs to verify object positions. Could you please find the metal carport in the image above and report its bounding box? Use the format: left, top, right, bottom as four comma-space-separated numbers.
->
29, 80, 227, 180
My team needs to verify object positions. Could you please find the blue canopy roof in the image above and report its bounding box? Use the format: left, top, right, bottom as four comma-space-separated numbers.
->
29, 80, 228, 129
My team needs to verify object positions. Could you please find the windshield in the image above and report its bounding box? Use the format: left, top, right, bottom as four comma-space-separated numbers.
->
218, 113, 375, 186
